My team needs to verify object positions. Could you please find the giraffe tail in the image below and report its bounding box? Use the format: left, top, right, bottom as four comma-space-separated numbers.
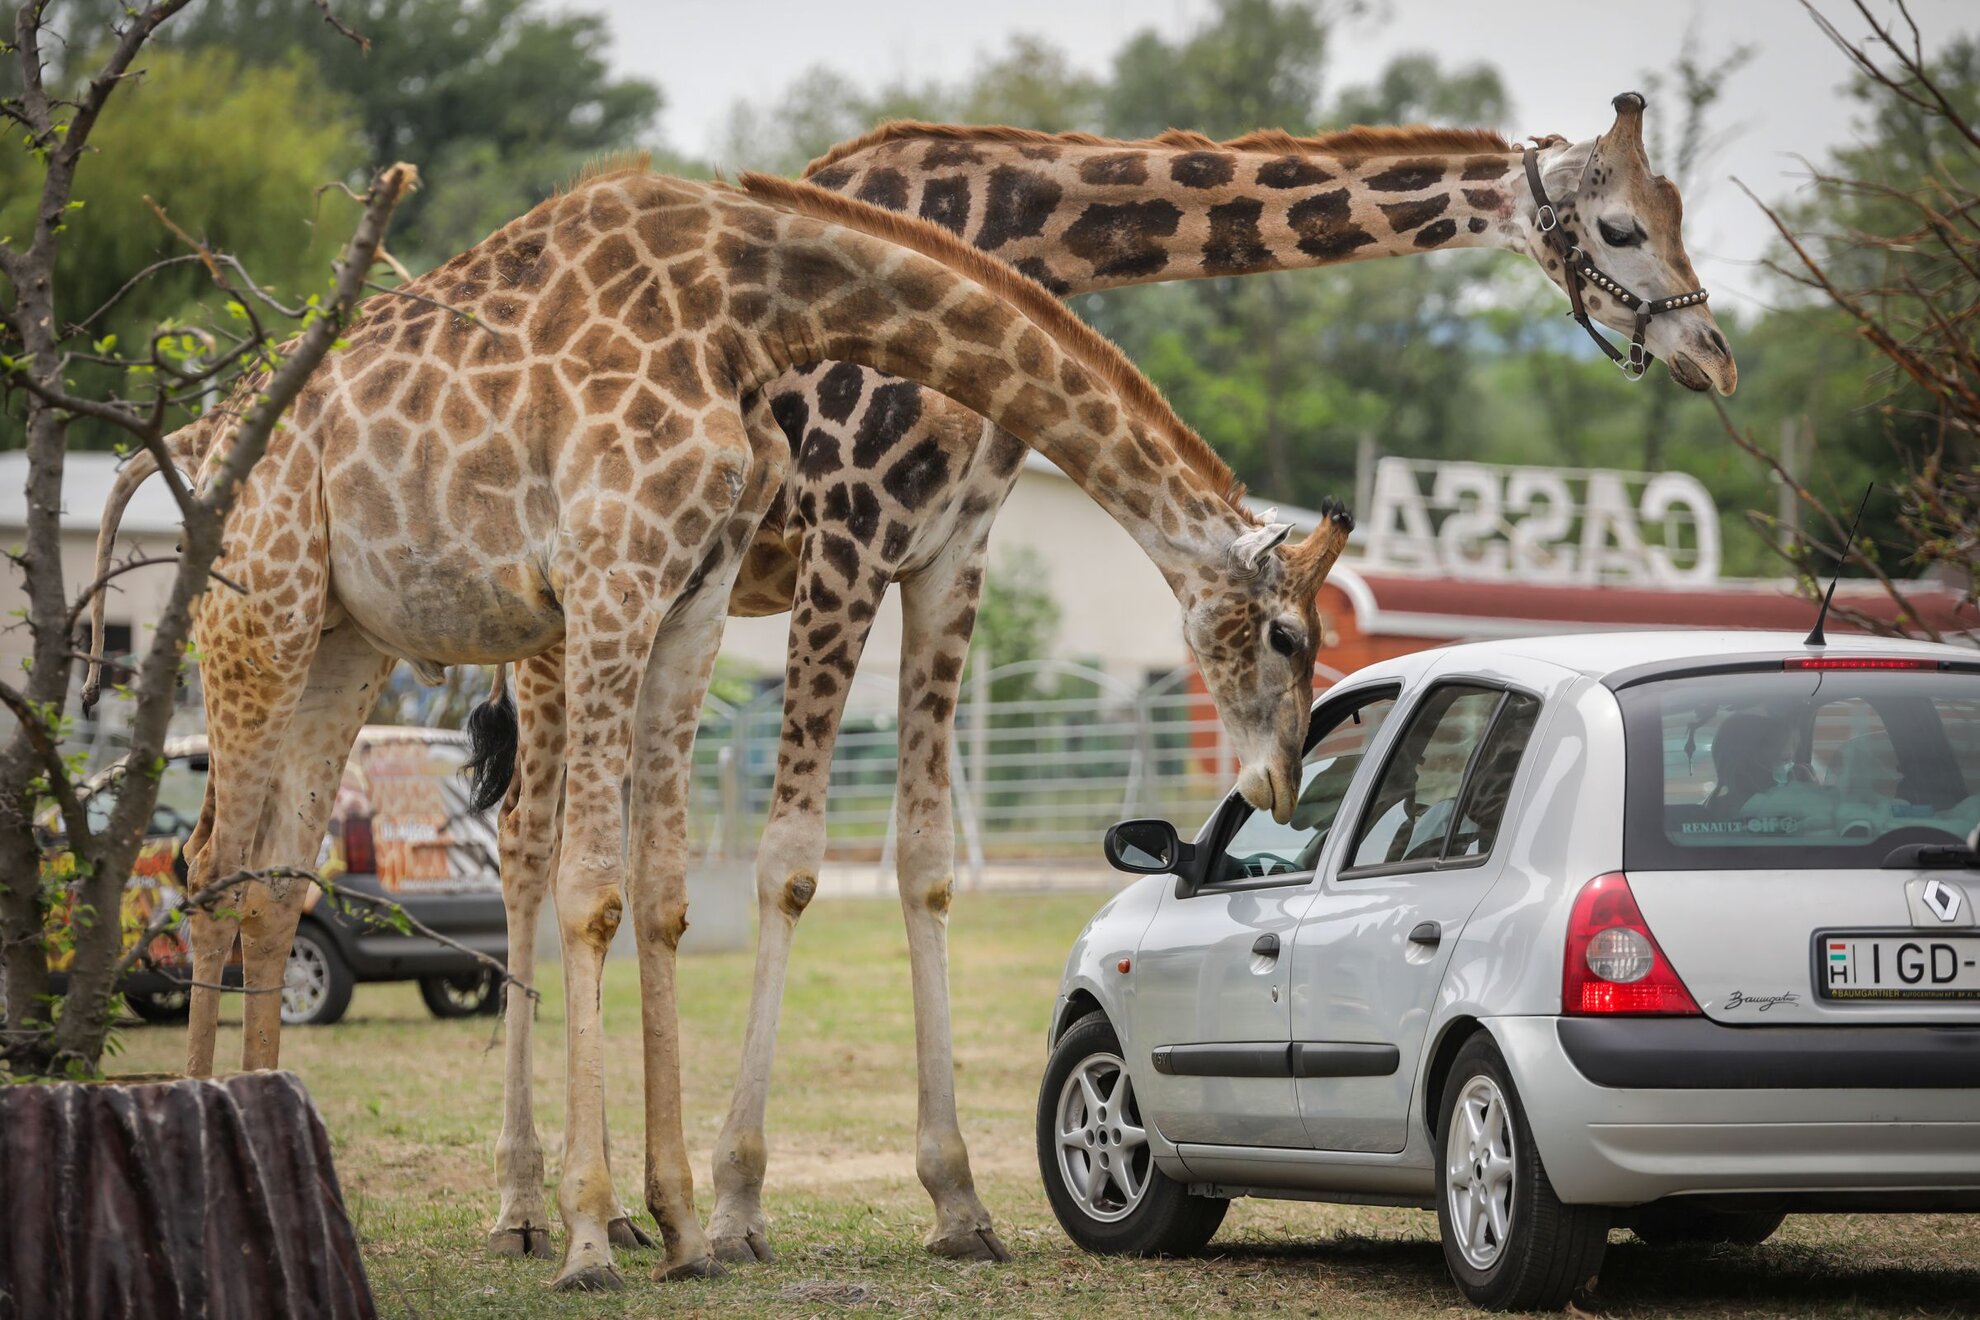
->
81, 447, 164, 715
462, 664, 518, 814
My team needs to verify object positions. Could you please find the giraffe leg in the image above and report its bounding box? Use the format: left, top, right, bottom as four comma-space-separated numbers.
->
181, 778, 231, 1079
624, 588, 732, 1282
546, 598, 651, 1294
895, 531, 1008, 1263
707, 538, 888, 1265
631, 399, 786, 1282
237, 626, 393, 1071
488, 650, 564, 1261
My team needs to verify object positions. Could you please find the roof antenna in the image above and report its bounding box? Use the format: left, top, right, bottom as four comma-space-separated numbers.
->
1804, 484, 1874, 649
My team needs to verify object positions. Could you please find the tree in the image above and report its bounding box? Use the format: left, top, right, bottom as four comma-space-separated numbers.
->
0, 1, 414, 1075
1103, 0, 1337, 141
715, 34, 1102, 177
140, 0, 664, 265
0, 45, 366, 450
974, 545, 1063, 702
1719, 2, 1978, 635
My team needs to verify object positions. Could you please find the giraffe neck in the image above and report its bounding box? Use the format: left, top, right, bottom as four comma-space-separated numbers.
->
805, 128, 1560, 295
718, 177, 1255, 577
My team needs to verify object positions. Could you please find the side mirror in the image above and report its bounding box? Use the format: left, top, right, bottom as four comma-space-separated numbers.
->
1104, 818, 1195, 875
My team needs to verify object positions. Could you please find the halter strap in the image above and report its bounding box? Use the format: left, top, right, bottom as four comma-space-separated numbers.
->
1522, 146, 1709, 381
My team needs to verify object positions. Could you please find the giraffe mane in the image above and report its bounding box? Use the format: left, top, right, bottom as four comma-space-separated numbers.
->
558, 149, 655, 195
802, 120, 1516, 178
735, 170, 1254, 521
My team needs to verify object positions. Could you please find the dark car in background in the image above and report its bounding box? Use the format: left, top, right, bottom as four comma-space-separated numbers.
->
31, 726, 509, 1026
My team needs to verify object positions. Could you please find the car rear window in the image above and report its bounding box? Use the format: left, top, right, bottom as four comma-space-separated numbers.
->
1619, 666, 1980, 869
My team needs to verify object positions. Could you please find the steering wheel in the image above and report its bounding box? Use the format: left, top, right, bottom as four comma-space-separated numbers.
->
1231, 852, 1296, 879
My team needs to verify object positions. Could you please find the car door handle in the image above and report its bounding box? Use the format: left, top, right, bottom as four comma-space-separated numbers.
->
1408, 921, 1442, 947
1252, 933, 1281, 958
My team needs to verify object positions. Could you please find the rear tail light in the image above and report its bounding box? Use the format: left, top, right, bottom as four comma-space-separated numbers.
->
343, 815, 376, 875
1563, 873, 1700, 1016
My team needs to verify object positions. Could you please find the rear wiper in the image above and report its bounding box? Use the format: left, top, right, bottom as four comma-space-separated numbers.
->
1880, 842, 1980, 869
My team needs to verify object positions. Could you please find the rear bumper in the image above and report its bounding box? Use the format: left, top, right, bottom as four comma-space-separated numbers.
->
1556, 1016, 1980, 1089
1492, 1016, 1980, 1206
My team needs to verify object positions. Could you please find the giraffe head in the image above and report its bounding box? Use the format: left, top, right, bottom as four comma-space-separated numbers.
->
1534, 92, 1736, 395
1185, 499, 1354, 825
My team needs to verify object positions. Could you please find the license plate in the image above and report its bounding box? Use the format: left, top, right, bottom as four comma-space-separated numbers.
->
1819, 932, 1980, 1000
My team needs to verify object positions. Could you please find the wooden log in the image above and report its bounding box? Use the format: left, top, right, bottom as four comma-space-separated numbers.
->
0, 1070, 375, 1320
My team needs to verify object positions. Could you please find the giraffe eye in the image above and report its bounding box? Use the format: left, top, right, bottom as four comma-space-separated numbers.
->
1267, 621, 1301, 657
1598, 217, 1643, 248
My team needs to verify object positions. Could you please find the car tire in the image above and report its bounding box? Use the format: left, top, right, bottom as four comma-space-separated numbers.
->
124, 986, 191, 1024
1627, 1204, 1785, 1247
1435, 1033, 1609, 1311
1037, 1010, 1227, 1256
417, 968, 502, 1019
281, 923, 354, 1027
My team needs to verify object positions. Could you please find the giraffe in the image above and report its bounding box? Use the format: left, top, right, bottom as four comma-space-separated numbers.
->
88, 165, 1349, 1290
468, 92, 1736, 1271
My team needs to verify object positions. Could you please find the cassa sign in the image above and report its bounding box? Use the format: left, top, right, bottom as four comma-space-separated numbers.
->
1360, 458, 1720, 585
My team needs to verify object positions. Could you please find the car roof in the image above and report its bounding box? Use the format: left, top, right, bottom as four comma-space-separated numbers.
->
1328, 629, 1974, 691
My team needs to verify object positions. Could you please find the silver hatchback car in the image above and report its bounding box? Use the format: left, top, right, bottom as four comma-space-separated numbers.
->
1038, 631, 1980, 1311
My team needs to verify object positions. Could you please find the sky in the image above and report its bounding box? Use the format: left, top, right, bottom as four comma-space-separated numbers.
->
563, 0, 1976, 311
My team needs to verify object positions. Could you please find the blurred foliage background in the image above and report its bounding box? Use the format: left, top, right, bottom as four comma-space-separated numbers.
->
3, 0, 1973, 583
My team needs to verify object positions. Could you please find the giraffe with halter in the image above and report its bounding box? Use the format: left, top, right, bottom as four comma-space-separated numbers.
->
463, 92, 1736, 1273
87, 164, 1350, 1289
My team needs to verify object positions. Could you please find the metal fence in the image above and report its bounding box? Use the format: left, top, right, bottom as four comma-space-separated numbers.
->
67, 655, 1345, 888
689, 657, 1346, 885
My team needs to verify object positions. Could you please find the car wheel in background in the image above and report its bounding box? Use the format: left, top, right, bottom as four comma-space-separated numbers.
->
281, 922, 354, 1027
1626, 1204, 1786, 1247
417, 968, 502, 1019
124, 986, 191, 1024
1037, 1010, 1227, 1256
1435, 1033, 1610, 1311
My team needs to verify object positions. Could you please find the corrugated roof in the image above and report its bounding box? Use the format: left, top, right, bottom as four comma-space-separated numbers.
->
0, 451, 186, 537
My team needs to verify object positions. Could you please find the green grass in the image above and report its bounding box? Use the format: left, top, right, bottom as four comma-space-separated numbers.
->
113, 893, 1980, 1318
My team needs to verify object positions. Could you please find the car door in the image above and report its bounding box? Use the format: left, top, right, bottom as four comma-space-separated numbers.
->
1129, 685, 1398, 1149
1287, 679, 1547, 1153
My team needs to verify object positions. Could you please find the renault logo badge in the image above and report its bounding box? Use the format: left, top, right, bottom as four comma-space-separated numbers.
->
1922, 879, 1964, 923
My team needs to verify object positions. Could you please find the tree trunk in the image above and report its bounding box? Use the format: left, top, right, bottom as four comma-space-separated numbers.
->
0, 1071, 376, 1319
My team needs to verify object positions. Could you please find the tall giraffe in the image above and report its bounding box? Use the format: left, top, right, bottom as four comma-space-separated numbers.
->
89, 167, 1346, 1290
473, 94, 1735, 1272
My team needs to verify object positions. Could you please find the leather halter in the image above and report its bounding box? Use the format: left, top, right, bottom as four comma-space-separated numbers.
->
1522, 146, 1709, 381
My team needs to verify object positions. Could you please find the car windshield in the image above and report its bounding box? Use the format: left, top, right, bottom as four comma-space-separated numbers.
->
1619, 665, 1980, 870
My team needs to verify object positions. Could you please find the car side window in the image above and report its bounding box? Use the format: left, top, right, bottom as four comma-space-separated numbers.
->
1210, 691, 1396, 886
1446, 693, 1541, 859
1346, 683, 1541, 874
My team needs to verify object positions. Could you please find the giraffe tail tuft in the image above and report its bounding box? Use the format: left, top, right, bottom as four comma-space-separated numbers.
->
462, 665, 518, 814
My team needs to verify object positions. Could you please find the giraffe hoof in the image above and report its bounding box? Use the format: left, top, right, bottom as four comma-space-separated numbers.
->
550, 1263, 623, 1293
712, 1229, 774, 1264
927, 1226, 1012, 1263
607, 1215, 658, 1250
487, 1225, 556, 1259
654, 1253, 725, 1282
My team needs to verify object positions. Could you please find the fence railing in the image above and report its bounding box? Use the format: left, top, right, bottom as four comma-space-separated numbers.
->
67, 656, 1344, 889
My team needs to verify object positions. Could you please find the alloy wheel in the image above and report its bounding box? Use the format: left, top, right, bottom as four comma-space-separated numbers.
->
1052, 1051, 1151, 1223
282, 937, 330, 1023
1446, 1073, 1517, 1270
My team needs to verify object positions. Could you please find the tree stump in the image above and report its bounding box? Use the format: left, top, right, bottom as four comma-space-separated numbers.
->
0, 1070, 376, 1320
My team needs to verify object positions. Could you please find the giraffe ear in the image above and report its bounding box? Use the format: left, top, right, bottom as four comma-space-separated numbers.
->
1230, 521, 1294, 576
